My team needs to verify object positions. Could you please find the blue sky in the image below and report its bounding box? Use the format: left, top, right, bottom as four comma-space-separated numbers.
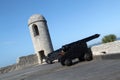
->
0, 0, 120, 67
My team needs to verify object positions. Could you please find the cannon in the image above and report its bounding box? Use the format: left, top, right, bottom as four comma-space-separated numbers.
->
46, 34, 100, 66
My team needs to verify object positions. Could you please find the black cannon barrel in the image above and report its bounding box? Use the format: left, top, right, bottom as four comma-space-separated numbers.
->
62, 34, 100, 48
80, 34, 100, 42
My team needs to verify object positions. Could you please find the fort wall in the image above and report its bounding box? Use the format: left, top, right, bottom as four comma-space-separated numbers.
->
91, 40, 120, 55
0, 54, 38, 74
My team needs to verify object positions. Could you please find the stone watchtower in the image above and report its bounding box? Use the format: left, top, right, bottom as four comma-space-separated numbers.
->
28, 14, 53, 64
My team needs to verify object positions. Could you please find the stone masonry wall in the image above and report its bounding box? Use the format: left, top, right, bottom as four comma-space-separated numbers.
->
0, 54, 38, 74
17, 54, 38, 67
91, 40, 120, 55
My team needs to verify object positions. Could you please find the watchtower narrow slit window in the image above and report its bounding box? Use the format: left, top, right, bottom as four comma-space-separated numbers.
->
32, 24, 39, 36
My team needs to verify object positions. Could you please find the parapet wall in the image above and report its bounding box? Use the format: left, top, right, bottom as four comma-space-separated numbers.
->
91, 40, 120, 55
0, 54, 38, 74
17, 54, 38, 67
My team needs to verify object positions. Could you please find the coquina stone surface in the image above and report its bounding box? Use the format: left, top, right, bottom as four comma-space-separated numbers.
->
91, 40, 120, 55
0, 54, 38, 74
28, 14, 53, 64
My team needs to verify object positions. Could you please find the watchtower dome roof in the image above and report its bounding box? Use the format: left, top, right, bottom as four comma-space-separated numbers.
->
28, 14, 46, 26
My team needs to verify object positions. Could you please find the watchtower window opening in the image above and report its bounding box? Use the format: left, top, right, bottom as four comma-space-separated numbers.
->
32, 24, 39, 36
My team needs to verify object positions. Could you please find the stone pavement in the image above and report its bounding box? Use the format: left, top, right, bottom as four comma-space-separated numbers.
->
0, 59, 120, 80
